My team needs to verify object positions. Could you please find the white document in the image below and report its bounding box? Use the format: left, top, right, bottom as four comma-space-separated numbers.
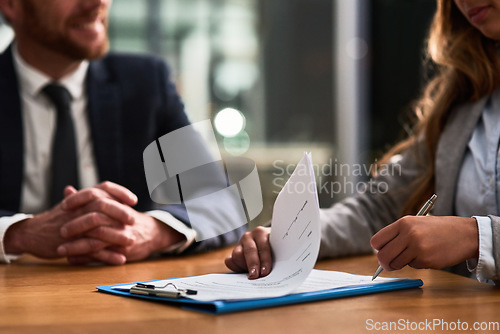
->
114, 270, 399, 302
263, 152, 321, 294
112, 153, 403, 302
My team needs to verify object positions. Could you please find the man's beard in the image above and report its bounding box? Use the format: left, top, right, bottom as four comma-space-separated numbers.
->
21, 0, 109, 60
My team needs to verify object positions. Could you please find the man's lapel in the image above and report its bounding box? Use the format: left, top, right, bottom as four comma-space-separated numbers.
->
86, 59, 123, 184
0, 46, 24, 212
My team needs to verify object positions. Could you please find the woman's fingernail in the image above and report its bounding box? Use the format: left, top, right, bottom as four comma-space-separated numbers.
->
249, 266, 258, 279
261, 266, 267, 275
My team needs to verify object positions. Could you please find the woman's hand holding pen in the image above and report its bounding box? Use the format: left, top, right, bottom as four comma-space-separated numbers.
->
370, 216, 480, 271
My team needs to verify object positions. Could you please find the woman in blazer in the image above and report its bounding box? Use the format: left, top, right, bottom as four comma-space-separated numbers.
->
225, 0, 500, 285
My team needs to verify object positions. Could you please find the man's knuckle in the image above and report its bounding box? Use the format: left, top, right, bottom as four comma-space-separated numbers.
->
124, 211, 134, 224
94, 226, 107, 239
88, 212, 101, 225
100, 181, 112, 188
123, 232, 135, 244
89, 239, 103, 251
88, 188, 102, 198
87, 212, 97, 225
95, 198, 111, 212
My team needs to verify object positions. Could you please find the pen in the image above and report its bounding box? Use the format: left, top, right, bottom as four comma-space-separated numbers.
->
371, 194, 437, 280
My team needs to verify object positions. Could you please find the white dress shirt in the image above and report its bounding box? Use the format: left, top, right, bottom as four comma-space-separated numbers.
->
455, 89, 500, 283
0, 46, 195, 263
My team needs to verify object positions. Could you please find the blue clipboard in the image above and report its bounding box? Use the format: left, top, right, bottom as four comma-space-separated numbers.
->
97, 276, 423, 314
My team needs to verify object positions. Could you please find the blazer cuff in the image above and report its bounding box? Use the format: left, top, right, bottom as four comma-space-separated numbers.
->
0, 213, 32, 263
146, 210, 196, 254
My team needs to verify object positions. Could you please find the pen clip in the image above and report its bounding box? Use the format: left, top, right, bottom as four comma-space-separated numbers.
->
130, 282, 197, 298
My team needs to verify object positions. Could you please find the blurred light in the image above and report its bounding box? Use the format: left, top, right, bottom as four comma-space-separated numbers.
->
214, 108, 246, 138
223, 131, 250, 156
214, 61, 258, 101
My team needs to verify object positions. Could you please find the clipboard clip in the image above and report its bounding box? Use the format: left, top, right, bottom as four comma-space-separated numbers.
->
130, 282, 197, 299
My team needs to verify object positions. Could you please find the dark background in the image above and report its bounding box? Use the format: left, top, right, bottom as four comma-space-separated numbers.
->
262, 0, 436, 156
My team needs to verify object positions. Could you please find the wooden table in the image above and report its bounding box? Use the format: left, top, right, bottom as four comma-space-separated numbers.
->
1, 248, 499, 333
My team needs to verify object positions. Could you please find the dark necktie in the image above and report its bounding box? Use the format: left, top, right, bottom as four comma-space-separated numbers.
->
42, 83, 80, 206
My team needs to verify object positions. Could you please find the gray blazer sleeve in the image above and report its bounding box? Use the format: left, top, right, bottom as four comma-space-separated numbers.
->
490, 216, 500, 282
318, 138, 428, 259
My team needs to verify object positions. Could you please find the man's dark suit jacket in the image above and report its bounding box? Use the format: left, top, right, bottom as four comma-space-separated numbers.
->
0, 46, 243, 253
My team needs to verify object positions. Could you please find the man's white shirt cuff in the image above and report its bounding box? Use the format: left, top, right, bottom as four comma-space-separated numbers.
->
467, 216, 496, 283
146, 210, 196, 254
0, 214, 32, 263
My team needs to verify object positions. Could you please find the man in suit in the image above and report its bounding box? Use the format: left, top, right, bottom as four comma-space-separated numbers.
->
0, 0, 244, 265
